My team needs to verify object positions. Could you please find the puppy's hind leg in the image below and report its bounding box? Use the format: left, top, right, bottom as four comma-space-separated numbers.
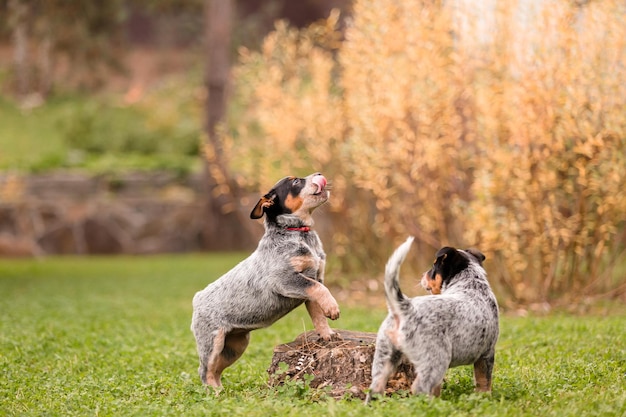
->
192, 326, 222, 388
410, 355, 448, 397
473, 355, 495, 392
366, 335, 403, 403
217, 330, 251, 376
197, 328, 226, 389
204, 329, 251, 389
411, 375, 444, 397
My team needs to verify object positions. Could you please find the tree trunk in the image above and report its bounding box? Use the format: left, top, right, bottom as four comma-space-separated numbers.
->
202, 0, 257, 250
9, 0, 30, 97
267, 329, 416, 399
38, 26, 53, 97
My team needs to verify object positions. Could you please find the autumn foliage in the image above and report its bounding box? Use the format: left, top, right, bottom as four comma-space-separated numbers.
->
223, 0, 626, 305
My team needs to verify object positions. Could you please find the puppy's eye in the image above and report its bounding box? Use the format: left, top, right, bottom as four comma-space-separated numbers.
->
293, 179, 301, 186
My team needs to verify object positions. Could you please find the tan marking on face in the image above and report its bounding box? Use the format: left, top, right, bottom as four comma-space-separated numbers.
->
290, 255, 318, 273
284, 194, 303, 213
425, 273, 443, 295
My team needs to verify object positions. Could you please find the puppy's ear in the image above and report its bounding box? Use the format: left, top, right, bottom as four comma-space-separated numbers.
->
250, 194, 275, 219
466, 248, 486, 265
434, 247, 454, 264
435, 247, 468, 279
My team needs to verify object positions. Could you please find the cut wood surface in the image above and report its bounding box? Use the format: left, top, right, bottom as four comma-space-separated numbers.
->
267, 329, 415, 399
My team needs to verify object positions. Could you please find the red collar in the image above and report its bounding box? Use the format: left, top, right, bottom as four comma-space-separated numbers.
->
285, 226, 311, 232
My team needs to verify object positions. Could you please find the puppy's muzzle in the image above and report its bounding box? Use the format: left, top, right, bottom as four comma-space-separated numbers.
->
420, 273, 430, 292
312, 174, 327, 195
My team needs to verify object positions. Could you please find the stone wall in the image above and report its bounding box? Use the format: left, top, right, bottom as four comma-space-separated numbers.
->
0, 172, 211, 256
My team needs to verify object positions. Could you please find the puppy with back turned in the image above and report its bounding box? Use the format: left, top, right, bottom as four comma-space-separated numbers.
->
366, 237, 499, 402
191, 172, 340, 389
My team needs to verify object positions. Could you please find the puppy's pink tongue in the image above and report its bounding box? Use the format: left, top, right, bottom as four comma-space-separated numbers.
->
313, 175, 327, 192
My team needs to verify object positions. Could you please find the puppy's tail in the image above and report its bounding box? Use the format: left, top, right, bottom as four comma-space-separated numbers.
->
384, 236, 414, 317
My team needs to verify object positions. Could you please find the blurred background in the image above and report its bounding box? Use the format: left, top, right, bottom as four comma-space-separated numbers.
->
0, 0, 624, 309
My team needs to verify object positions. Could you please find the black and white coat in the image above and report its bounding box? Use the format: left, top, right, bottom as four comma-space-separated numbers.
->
367, 237, 499, 401
191, 173, 340, 389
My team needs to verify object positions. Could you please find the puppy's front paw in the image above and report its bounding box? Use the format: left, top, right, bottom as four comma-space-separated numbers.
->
323, 299, 340, 320
317, 328, 336, 341
328, 331, 343, 341
318, 328, 344, 342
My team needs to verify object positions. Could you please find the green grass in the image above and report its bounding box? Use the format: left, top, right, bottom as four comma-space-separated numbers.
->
1, 255, 625, 416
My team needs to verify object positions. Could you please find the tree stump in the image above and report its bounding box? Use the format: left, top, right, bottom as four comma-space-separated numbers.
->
267, 329, 415, 399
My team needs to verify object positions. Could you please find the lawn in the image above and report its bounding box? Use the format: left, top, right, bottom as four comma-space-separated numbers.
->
0, 254, 625, 416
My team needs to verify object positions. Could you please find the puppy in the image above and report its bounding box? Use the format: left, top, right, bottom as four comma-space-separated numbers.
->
366, 237, 499, 402
191, 172, 340, 388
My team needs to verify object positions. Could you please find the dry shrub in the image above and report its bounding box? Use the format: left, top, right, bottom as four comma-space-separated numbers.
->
226, 12, 345, 193
224, 0, 626, 304
464, 0, 626, 303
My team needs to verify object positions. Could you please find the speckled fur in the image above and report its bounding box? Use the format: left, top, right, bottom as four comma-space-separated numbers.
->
191, 173, 340, 389
366, 237, 499, 402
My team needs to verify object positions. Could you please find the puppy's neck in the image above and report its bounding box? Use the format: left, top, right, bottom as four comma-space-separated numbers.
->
270, 214, 314, 230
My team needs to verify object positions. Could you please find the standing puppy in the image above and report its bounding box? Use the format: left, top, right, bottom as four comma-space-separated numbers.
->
191, 172, 340, 389
366, 237, 499, 402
